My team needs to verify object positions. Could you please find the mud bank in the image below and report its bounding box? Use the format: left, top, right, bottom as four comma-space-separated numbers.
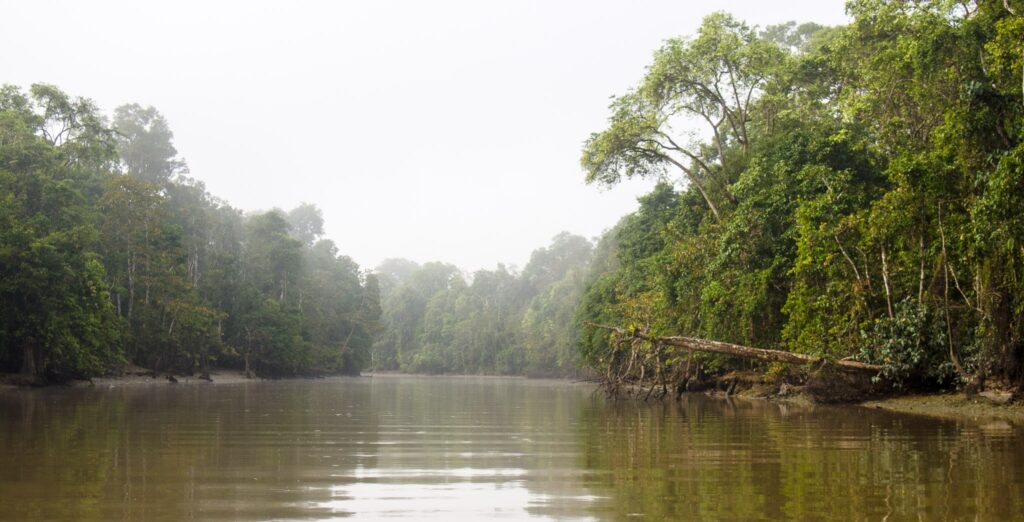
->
862, 393, 1024, 424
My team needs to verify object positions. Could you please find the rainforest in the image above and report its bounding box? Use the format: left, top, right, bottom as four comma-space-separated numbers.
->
2, 1, 1024, 400
5, 2, 1024, 521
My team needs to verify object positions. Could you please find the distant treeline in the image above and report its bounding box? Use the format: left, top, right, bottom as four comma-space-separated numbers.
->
575, 1, 1024, 389
371, 232, 592, 377
0, 85, 380, 380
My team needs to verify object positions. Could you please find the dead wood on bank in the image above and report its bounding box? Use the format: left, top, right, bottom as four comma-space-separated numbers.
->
584, 322, 884, 400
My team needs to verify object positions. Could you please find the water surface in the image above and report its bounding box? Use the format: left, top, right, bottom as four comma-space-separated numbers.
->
0, 376, 1021, 521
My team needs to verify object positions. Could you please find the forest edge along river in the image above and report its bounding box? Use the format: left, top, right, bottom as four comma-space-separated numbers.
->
4, 361, 1023, 426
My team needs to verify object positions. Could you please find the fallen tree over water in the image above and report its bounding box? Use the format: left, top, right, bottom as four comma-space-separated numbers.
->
584, 322, 884, 400
586, 323, 883, 372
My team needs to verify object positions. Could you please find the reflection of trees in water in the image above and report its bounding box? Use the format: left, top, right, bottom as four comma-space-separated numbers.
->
0, 378, 605, 520
576, 395, 1024, 521
0, 382, 381, 521
4, 381, 1021, 521
0, 390, 126, 520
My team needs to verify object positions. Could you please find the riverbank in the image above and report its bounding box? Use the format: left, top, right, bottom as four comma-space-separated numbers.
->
1, 368, 573, 389
0, 368, 256, 388
607, 369, 1024, 425
862, 393, 1024, 424
7, 367, 1024, 426
89, 368, 256, 387
0, 364, 352, 388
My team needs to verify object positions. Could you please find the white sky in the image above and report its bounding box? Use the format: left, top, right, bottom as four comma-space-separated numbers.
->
1, 0, 849, 273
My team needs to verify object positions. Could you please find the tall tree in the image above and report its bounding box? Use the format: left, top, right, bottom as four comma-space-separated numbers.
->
112, 104, 186, 185
286, 203, 325, 246
581, 13, 788, 221
0, 84, 122, 380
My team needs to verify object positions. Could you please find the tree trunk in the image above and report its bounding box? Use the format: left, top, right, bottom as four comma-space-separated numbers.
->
20, 344, 38, 377
993, 286, 1022, 383
663, 155, 721, 221
585, 322, 883, 373
881, 245, 895, 319
938, 206, 968, 379
918, 233, 926, 303
244, 327, 255, 379
199, 341, 211, 381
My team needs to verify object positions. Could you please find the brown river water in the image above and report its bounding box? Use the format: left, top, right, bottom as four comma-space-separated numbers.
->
0, 375, 1022, 521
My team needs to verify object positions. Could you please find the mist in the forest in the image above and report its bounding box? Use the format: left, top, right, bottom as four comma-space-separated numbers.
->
0, 0, 849, 272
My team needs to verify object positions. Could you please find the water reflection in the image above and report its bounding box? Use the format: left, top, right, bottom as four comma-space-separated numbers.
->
311, 377, 603, 520
577, 395, 1024, 521
0, 377, 1022, 521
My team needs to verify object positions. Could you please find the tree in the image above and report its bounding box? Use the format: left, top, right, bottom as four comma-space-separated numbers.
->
0, 84, 122, 380
286, 203, 325, 246
576, 4, 1024, 392
236, 211, 304, 375
112, 104, 186, 185
300, 239, 378, 374
582, 13, 788, 221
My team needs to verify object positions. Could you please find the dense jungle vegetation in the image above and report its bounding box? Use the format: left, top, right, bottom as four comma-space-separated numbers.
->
0, 86, 381, 380
576, 0, 1024, 390
375, 0, 1024, 391
3, 0, 1024, 391
0, 80, 593, 381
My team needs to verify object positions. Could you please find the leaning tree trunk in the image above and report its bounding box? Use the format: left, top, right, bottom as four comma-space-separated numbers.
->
585, 323, 883, 373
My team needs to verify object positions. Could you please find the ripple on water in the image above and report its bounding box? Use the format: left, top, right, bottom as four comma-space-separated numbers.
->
0, 377, 1022, 521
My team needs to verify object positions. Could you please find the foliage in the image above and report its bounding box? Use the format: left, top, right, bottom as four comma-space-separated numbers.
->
0, 84, 122, 379
6, 2, 1024, 390
577, 3, 1024, 389
372, 233, 593, 377
0, 85, 380, 380
859, 300, 952, 387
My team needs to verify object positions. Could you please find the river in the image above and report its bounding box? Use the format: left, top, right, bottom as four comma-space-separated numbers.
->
0, 375, 1021, 521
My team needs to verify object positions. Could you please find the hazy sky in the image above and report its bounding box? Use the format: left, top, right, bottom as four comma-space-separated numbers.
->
1, 0, 849, 273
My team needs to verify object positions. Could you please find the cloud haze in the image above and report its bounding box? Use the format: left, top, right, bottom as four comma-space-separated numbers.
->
0, 0, 850, 271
